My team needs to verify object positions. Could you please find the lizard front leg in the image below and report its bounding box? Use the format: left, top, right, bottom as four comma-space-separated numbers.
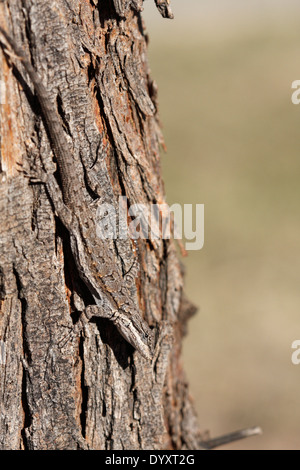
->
20, 157, 74, 231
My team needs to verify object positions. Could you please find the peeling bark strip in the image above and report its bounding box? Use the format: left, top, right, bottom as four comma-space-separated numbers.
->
0, 0, 201, 450
155, 0, 174, 19
112, 0, 174, 19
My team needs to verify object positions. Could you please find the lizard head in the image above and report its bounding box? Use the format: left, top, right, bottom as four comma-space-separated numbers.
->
113, 309, 154, 361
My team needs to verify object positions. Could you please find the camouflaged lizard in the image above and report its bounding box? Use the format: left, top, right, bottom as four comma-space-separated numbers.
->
0, 26, 154, 360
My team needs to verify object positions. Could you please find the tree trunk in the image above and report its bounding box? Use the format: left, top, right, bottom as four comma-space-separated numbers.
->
0, 0, 201, 450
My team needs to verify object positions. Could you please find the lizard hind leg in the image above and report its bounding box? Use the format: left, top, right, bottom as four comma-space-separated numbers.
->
16, 159, 48, 185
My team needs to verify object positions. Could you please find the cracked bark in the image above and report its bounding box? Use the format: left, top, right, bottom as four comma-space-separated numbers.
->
0, 0, 202, 450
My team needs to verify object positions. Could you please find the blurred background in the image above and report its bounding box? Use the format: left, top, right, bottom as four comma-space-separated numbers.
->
143, 0, 300, 450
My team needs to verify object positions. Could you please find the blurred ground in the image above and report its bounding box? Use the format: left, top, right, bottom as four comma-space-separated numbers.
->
144, 0, 300, 450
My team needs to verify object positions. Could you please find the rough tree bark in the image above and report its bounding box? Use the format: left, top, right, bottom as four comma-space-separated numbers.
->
0, 0, 201, 450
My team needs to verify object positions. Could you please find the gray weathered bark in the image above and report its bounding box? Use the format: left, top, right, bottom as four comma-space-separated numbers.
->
0, 0, 201, 450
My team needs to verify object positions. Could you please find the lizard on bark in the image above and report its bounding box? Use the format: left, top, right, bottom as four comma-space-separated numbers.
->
0, 26, 154, 361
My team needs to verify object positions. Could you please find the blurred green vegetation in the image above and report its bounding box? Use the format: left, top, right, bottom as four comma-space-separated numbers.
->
146, 8, 300, 449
